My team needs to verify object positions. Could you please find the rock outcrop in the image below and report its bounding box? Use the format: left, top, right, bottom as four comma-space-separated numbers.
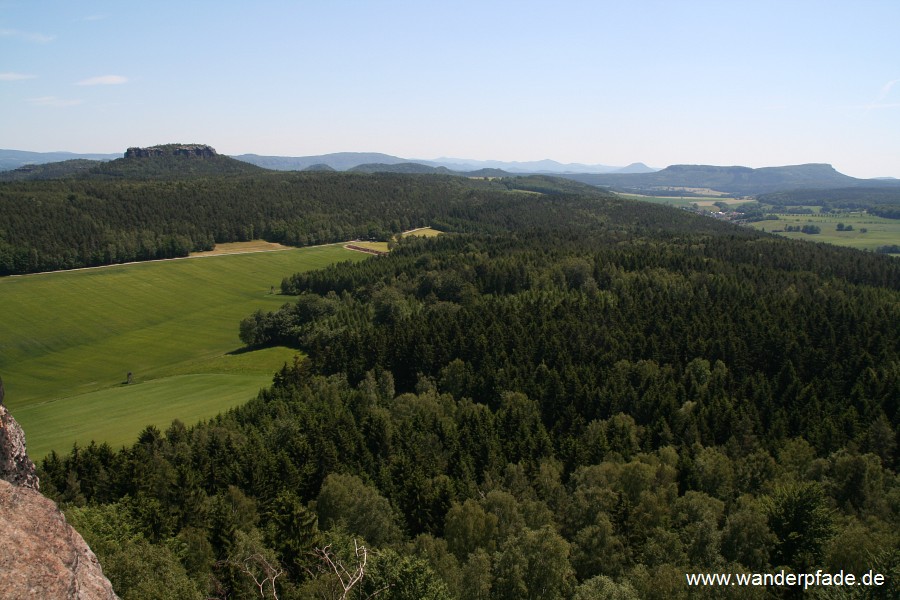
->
124, 144, 217, 159
0, 377, 39, 489
0, 480, 120, 599
0, 375, 119, 599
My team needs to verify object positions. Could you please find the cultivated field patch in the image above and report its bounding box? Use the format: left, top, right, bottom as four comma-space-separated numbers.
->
345, 241, 390, 254
189, 240, 294, 256
403, 227, 442, 237
748, 211, 900, 252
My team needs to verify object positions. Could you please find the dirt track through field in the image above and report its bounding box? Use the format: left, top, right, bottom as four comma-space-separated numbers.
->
188, 240, 293, 256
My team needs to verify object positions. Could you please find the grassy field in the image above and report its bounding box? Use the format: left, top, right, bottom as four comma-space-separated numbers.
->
0, 243, 365, 458
748, 211, 900, 252
403, 227, 442, 238
15, 374, 275, 457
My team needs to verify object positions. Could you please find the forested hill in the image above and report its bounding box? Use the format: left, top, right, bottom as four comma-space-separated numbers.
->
38, 167, 900, 597
86, 144, 267, 179
562, 163, 900, 196
234, 151, 409, 171
0, 159, 101, 181
0, 148, 118, 171
0, 171, 463, 274
0, 144, 266, 183
0, 170, 690, 276
348, 162, 456, 175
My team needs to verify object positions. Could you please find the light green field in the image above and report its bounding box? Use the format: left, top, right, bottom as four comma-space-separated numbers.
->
0, 244, 364, 458
748, 211, 900, 252
15, 374, 274, 457
403, 227, 442, 238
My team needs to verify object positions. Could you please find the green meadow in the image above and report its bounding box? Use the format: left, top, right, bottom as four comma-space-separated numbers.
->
0, 244, 365, 458
404, 227, 443, 238
748, 210, 900, 252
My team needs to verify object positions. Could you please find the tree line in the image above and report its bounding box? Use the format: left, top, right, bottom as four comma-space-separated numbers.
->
1, 172, 569, 275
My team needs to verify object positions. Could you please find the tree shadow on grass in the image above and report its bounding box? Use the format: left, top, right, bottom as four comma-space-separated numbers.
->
226, 346, 256, 356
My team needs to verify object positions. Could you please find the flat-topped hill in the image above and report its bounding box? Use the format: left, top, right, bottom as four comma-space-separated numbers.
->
124, 143, 218, 159
85, 144, 267, 179
562, 163, 900, 196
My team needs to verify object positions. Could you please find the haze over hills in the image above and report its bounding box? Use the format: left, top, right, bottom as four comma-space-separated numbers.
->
231, 152, 658, 174
348, 162, 457, 175
414, 157, 657, 174
0, 148, 654, 176
3, 147, 900, 197
0, 149, 119, 171
561, 163, 900, 196
0, 159, 102, 181
0, 145, 264, 181
232, 151, 408, 171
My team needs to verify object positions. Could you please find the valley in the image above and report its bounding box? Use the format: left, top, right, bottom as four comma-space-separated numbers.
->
1, 145, 898, 599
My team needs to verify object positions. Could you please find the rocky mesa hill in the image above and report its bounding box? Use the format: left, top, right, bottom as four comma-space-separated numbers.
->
88, 144, 266, 179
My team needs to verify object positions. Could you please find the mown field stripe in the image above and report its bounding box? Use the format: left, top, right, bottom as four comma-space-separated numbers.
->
0, 244, 364, 458
15, 374, 272, 458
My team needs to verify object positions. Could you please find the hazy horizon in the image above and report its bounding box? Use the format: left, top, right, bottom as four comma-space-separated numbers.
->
8, 146, 900, 180
2, 1, 899, 179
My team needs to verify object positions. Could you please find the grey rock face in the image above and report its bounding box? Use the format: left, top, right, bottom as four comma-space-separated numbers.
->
0, 378, 39, 490
124, 144, 217, 158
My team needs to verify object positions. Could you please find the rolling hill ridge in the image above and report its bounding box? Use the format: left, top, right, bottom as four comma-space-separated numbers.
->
561, 163, 900, 196
4, 146, 900, 197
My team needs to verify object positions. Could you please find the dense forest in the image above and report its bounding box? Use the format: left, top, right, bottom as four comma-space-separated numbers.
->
0, 171, 443, 274
30, 174, 900, 599
0, 169, 611, 275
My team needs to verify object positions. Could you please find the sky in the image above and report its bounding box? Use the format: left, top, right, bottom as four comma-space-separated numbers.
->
2, 0, 899, 178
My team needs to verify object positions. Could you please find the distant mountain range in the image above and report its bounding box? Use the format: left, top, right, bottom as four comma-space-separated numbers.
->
0, 145, 263, 181
233, 152, 405, 171
233, 152, 656, 174
0, 149, 120, 171
412, 157, 656, 174
560, 163, 900, 196
0, 148, 655, 176
3, 147, 899, 197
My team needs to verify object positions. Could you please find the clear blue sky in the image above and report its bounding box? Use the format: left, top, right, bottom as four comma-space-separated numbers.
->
2, 0, 899, 177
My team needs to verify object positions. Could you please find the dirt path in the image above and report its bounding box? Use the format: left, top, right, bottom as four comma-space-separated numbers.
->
344, 244, 388, 256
